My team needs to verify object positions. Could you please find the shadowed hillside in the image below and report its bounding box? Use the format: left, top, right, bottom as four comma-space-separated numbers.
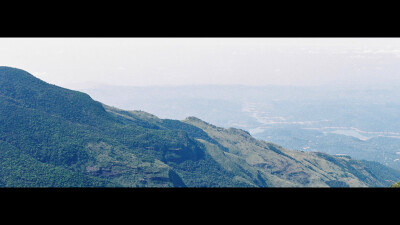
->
1, 66, 399, 187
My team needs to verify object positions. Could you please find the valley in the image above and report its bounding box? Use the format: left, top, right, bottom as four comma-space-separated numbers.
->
81, 84, 400, 171
2, 67, 400, 187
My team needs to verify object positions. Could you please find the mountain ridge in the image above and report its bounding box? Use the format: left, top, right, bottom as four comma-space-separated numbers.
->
1, 66, 399, 187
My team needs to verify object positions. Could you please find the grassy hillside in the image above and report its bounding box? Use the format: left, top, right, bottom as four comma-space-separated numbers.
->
391, 181, 400, 187
1, 66, 399, 187
0, 67, 244, 187
183, 117, 400, 187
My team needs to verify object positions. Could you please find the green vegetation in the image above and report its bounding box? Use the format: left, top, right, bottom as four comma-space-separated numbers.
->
0, 140, 114, 187
1, 66, 399, 187
0, 67, 242, 187
184, 117, 400, 187
391, 181, 400, 187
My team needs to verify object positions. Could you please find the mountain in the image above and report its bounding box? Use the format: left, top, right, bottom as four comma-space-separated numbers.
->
80, 84, 400, 171
183, 117, 400, 187
391, 181, 400, 187
1, 66, 399, 187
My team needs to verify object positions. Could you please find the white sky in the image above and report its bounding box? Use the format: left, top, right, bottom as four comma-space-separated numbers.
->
1, 38, 400, 89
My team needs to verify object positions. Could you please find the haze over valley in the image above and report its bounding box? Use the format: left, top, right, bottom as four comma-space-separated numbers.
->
80, 84, 400, 171
2, 38, 400, 187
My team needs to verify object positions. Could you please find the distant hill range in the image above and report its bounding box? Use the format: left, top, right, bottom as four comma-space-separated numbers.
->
1, 66, 399, 187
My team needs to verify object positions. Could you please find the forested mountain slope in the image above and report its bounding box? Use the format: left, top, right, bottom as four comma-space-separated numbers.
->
1, 66, 399, 187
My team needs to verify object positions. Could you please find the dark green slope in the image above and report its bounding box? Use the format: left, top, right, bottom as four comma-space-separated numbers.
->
102, 105, 250, 187
0, 67, 244, 187
1, 66, 399, 187
0, 67, 114, 127
0, 140, 114, 187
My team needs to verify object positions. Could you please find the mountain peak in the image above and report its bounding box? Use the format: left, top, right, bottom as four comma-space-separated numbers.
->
0, 67, 113, 126
184, 116, 217, 128
0, 66, 44, 84
185, 116, 203, 122
0, 66, 29, 73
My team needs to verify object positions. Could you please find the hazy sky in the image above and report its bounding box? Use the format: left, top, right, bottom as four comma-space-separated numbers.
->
1, 38, 400, 89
